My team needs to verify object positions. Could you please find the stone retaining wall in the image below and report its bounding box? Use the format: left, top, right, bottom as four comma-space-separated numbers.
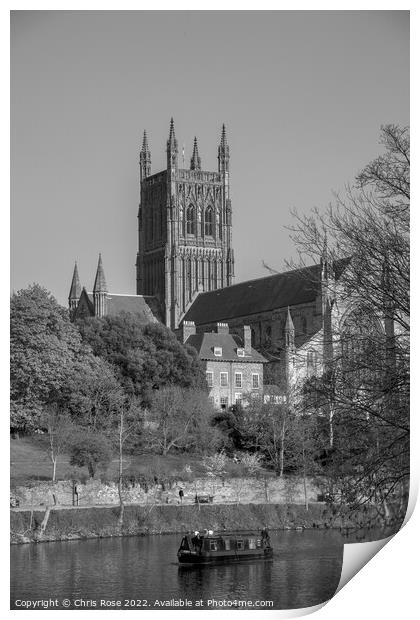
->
11, 476, 321, 509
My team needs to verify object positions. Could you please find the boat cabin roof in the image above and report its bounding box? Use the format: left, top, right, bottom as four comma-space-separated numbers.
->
187, 530, 265, 539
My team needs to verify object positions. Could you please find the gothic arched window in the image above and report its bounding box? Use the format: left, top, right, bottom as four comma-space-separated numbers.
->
204, 206, 214, 236
186, 205, 195, 235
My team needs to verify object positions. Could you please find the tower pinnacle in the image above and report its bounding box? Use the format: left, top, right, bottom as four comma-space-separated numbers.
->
167, 117, 178, 169
190, 136, 201, 171
218, 123, 230, 173
140, 130, 152, 180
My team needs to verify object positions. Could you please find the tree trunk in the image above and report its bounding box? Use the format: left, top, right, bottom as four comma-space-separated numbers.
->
52, 458, 57, 483
279, 415, 286, 478
302, 446, 309, 511
118, 409, 125, 528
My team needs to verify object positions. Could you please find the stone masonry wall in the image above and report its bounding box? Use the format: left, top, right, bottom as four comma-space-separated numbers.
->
11, 476, 320, 509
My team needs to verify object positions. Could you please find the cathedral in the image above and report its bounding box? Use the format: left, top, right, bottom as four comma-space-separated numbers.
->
136, 119, 234, 329
68, 119, 378, 396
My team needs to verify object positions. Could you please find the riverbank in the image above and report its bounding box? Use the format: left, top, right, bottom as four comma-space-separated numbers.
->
10, 502, 403, 544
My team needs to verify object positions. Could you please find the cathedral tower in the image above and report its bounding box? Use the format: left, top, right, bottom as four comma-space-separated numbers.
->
136, 119, 235, 329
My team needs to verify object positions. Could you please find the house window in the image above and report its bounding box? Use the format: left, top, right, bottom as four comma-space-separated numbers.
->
235, 373, 242, 388
206, 372, 213, 387
235, 393, 242, 404
220, 396, 228, 409
236, 539, 244, 550
220, 372, 228, 387
214, 347, 222, 357
252, 374, 260, 389
237, 348, 245, 357
186, 205, 195, 235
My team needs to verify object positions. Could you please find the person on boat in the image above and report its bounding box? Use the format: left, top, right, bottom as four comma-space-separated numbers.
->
192, 531, 202, 550
261, 527, 271, 546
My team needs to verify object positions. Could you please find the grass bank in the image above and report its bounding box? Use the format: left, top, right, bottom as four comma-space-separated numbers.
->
10, 502, 402, 545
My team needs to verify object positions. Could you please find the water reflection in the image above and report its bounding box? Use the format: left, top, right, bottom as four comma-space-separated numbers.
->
10, 527, 397, 610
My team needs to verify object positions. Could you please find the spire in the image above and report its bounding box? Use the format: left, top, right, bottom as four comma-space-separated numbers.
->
190, 136, 201, 171
166, 117, 178, 170
140, 130, 152, 181
218, 123, 230, 173
320, 230, 333, 281
68, 261, 81, 302
93, 253, 108, 293
285, 307, 295, 332
284, 306, 295, 350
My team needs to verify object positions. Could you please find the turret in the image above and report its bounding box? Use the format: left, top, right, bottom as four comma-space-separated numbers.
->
284, 306, 295, 351
140, 130, 152, 181
68, 261, 81, 316
218, 123, 230, 173
166, 117, 178, 171
190, 137, 201, 171
320, 232, 333, 283
93, 253, 108, 318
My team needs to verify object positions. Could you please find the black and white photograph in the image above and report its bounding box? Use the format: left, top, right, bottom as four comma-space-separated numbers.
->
9, 9, 410, 614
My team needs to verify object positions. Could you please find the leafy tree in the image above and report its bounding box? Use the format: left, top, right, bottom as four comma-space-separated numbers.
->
57, 354, 125, 431
69, 432, 113, 478
76, 314, 206, 405
10, 285, 83, 432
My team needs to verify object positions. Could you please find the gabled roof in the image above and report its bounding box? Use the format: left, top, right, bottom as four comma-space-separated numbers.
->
183, 258, 351, 326
105, 294, 162, 322
186, 332, 266, 363
76, 292, 162, 323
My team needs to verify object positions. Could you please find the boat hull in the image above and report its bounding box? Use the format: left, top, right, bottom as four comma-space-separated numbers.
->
178, 548, 273, 564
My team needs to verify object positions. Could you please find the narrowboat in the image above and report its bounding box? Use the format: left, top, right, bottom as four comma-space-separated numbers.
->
177, 529, 273, 564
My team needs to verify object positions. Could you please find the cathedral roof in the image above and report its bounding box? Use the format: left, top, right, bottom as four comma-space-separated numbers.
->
81, 293, 162, 323
185, 332, 266, 363
183, 258, 350, 326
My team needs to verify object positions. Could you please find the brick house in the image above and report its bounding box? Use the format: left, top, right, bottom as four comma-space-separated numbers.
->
181, 321, 267, 410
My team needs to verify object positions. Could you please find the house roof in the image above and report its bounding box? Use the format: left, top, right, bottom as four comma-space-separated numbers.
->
182, 258, 351, 326
185, 332, 267, 363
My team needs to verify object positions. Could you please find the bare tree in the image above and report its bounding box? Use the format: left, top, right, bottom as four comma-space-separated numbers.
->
39, 405, 73, 482
146, 386, 216, 455
289, 125, 409, 518
115, 398, 143, 527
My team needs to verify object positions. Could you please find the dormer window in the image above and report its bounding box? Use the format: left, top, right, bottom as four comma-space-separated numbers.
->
214, 347, 222, 357
237, 348, 245, 357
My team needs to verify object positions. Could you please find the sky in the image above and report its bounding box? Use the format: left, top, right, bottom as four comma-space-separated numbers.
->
10, 10, 409, 306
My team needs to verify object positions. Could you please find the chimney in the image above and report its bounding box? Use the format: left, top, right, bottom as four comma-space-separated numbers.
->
217, 322, 229, 334
244, 325, 252, 354
182, 320, 196, 343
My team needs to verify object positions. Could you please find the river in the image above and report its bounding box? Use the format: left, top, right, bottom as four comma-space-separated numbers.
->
10, 528, 394, 610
